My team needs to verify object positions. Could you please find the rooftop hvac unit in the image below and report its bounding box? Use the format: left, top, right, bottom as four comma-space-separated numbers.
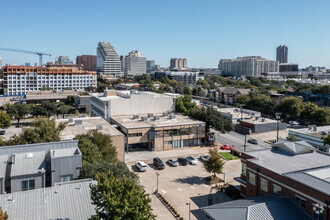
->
141, 116, 148, 121
133, 115, 139, 119
148, 113, 154, 118
68, 118, 73, 123
154, 116, 160, 120
169, 114, 176, 119
163, 112, 169, 117
96, 124, 103, 131
75, 120, 82, 126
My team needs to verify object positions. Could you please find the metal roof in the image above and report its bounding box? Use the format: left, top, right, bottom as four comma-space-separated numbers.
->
0, 155, 7, 179
11, 151, 45, 177
0, 179, 96, 220
272, 140, 315, 154
51, 147, 81, 158
202, 195, 312, 220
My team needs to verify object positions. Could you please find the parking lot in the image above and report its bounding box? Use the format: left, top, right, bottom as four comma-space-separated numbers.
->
129, 153, 241, 220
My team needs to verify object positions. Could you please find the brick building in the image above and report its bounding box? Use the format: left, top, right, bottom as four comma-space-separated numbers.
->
76, 55, 97, 72
239, 140, 330, 220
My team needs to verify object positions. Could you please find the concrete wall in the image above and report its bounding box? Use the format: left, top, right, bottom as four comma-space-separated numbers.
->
51, 155, 82, 185
11, 174, 45, 193
0, 179, 4, 194
111, 135, 125, 162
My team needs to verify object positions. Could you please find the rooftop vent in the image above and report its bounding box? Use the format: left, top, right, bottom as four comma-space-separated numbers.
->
25, 153, 34, 159
141, 116, 148, 121
169, 114, 176, 119
68, 118, 73, 123
308, 125, 317, 132
163, 112, 169, 117
96, 124, 103, 131
148, 113, 154, 118
154, 116, 160, 120
133, 114, 139, 119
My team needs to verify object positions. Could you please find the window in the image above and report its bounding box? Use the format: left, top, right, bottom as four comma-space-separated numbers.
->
21, 179, 35, 191
273, 184, 282, 195
313, 203, 324, 220
128, 133, 142, 137
260, 178, 268, 192
164, 141, 172, 145
242, 163, 246, 176
60, 175, 73, 182
248, 172, 256, 185
155, 131, 163, 138
295, 196, 306, 209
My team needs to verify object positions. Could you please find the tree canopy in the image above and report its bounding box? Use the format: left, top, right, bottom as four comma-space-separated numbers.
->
0, 111, 11, 129
203, 146, 225, 178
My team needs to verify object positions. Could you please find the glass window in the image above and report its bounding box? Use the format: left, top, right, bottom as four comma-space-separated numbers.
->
260, 178, 268, 192
273, 184, 282, 194
128, 133, 142, 137
163, 130, 171, 137
181, 128, 189, 135
313, 203, 324, 220
155, 131, 163, 138
21, 179, 35, 191
249, 172, 256, 185
295, 196, 306, 209
164, 141, 172, 145
242, 163, 246, 176
172, 129, 180, 136
60, 175, 73, 182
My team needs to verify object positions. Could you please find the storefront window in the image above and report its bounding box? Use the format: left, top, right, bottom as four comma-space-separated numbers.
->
155, 131, 163, 138
273, 184, 282, 194
249, 172, 256, 185
313, 203, 324, 220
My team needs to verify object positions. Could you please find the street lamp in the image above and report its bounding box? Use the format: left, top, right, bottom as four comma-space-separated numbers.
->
186, 202, 191, 220
156, 173, 159, 193
275, 113, 281, 142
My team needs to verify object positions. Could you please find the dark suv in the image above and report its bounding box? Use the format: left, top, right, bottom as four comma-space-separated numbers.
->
153, 157, 165, 170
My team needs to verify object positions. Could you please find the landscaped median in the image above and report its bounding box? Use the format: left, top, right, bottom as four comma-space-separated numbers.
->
155, 192, 184, 220
219, 151, 240, 160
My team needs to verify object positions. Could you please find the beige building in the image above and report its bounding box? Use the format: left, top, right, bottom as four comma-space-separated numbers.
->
56, 117, 125, 161
111, 113, 205, 152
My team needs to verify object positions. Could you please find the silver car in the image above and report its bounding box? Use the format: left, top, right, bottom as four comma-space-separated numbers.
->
200, 154, 210, 162
135, 161, 148, 172
167, 159, 179, 167
185, 156, 198, 165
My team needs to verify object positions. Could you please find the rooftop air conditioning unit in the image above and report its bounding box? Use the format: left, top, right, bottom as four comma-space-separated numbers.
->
148, 113, 154, 118
169, 114, 176, 119
75, 120, 82, 126
141, 116, 147, 121
133, 115, 139, 119
154, 116, 160, 120
163, 112, 168, 117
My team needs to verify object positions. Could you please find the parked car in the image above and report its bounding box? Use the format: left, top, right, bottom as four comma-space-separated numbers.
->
167, 159, 179, 167
289, 121, 299, 125
177, 157, 188, 166
247, 138, 258, 144
135, 161, 147, 172
0, 130, 5, 135
153, 157, 165, 170
220, 144, 232, 150
200, 154, 210, 162
185, 156, 197, 165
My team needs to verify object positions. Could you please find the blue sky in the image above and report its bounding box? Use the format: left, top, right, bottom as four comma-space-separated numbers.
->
1, 0, 330, 68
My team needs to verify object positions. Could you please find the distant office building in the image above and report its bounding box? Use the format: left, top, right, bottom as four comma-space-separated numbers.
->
76, 55, 96, 71
218, 56, 279, 76
120, 56, 125, 72
170, 58, 187, 70
304, 65, 327, 73
124, 50, 146, 76
3, 66, 97, 95
279, 63, 298, 72
34, 62, 37, 67
25, 63, 31, 67
96, 42, 122, 77
154, 71, 204, 84
276, 45, 288, 64
0, 57, 2, 69
58, 56, 71, 65
147, 60, 155, 73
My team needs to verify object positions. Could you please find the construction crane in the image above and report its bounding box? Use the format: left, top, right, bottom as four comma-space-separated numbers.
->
0, 47, 52, 66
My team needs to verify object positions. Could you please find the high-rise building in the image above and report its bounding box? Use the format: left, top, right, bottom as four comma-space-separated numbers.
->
0, 57, 2, 69
76, 55, 97, 71
124, 50, 146, 76
146, 60, 155, 73
218, 56, 279, 76
279, 63, 298, 72
170, 58, 187, 70
276, 45, 288, 64
58, 56, 71, 65
96, 42, 122, 77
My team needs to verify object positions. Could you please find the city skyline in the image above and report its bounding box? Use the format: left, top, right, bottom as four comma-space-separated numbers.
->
1, 0, 330, 68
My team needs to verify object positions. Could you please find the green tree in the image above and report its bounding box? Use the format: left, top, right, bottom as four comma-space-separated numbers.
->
246, 94, 274, 115
7, 103, 30, 124
40, 101, 57, 118
275, 97, 304, 119
40, 86, 52, 91
57, 104, 72, 118
183, 86, 192, 95
287, 135, 297, 142
312, 108, 330, 126
323, 135, 330, 145
90, 172, 156, 220
0, 207, 8, 220
301, 102, 318, 120
175, 95, 197, 115
0, 111, 11, 129
204, 146, 225, 179
66, 95, 75, 106
192, 87, 198, 96
236, 94, 250, 105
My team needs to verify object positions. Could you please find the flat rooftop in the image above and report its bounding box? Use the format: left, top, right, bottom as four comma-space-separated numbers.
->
91, 90, 170, 102
57, 117, 124, 140
112, 114, 205, 129
242, 117, 277, 124
0, 155, 7, 179
0, 179, 96, 220
11, 151, 45, 177
51, 148, 81, 158
26, 90, 81, 100
290, 126, 330, 138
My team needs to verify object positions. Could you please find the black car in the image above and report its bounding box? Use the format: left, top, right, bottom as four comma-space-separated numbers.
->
153, 157, 165, 170
248, 138, 258, 144
0, 130, 5, 135
177, 157, 188, 166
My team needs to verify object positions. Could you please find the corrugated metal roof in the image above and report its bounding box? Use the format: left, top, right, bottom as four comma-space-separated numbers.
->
0, 179, 96, 220
51, 147, 80, 158
11, 151, 45, 177
0, 155, 7, 178
202, 195, 312, 220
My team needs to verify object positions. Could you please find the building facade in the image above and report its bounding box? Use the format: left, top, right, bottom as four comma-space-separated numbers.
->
58, 56, 71, 65
124, 50, 147, 76
0, 57, 2, 69
170, 58, 187, 70
279, 63, 298, 72
3, 66, 97, 95
76, 55, 97, 71
218, 56, 279, 76
154, 71, 204, 84
96, 41, 122, 77
146, 60, 155, 73
276, 45, 288, 64
240, 141, 330, 219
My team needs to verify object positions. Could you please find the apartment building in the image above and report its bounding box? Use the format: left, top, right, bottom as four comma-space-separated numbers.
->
276, 45, 288, 64
90, 90, 174, 122
111, 113, 205, 152
153, 71, 204, 84
239, 140, 330, 219
124, 50, 147, 76
76, 55, 97, 71
3, 66, 97, 95
0, 140, 82, 193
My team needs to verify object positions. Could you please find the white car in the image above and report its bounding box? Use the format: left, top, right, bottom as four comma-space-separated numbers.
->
200, 154, 210, 162
185, 156, 197, 165
289, 121, 299, 125
135, 161, 147, 172
167, 159, 179, 167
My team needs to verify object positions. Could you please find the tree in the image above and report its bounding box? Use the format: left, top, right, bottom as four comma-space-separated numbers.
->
323, 135, 330, 146
0, 111, 11, 129
246, 94, 274, 115
236, 94, 250, 105
175, 95, 197, 115
312, 108, 330, 126
40, 101, 57, 118
57, 104, 72, 118
90, 172, 156, 220
275, 97, 304, 119
66, 95, 75, 106
287, 135, 297, 142
204, 146, 225, 179
7, 103, 30, 125
301, 102, 318, 120
183, 86, 191, 95
0, 207, 8, 220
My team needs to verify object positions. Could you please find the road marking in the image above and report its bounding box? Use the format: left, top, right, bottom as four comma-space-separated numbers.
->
191, 186, 195, 189
177, 187, 183, 191
161, 189, 166, 194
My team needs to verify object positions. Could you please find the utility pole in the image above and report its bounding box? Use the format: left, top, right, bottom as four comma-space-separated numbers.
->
275, 113, 281, 142
156, 173, 159, 193
186, 202, 191, 220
